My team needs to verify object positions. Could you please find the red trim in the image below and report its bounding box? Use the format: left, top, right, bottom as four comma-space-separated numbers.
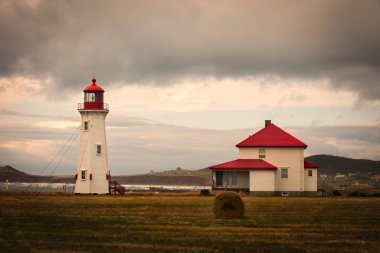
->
84, 101, 104, 110
209, 159, 277, 170
304, 161, 319, 169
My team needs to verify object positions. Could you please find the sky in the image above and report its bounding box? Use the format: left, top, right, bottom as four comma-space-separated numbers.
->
0, 0, 379, 176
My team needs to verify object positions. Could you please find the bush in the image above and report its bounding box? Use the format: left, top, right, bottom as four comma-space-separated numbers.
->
348, 191, 367, 197
332, 190, 342, 196
213, 191, 245, 219
369, 192, 380, 197
200, 189, 210, 196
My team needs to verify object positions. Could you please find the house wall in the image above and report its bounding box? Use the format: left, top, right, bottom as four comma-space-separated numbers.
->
304, 168, 318, 192
249, 170, 275, 194
239, 147, 305, 193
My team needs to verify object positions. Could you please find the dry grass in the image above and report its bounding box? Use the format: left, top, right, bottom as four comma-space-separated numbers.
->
0, 191, 379, 253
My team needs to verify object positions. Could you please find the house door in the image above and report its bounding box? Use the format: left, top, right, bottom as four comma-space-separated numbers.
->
216, 171, 223, 187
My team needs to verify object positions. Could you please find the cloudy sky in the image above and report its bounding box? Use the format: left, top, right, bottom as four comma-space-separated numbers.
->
0, 0, 379, 176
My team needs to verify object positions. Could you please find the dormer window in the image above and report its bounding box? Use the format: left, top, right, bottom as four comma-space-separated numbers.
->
259, 148, 266, 158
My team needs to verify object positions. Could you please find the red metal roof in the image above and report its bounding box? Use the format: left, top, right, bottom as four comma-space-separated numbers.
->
83, 78, 105, 92
236, 123, 307, 148
209, 159, 277, 170
304, 161, 319, 169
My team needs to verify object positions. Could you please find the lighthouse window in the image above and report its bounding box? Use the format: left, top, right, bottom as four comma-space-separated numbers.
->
83, 121, 89, 131
85, 92, 96, 102
81, 170, 86, 180
96, 145, 102, 155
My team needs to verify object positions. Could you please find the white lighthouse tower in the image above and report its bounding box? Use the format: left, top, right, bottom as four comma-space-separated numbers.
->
75, 78, 110, 194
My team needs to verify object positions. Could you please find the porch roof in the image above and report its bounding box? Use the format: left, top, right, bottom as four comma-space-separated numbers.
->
209, 159, 277, 170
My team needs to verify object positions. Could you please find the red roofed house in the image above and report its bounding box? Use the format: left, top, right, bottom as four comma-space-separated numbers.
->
209, 120, 318, 196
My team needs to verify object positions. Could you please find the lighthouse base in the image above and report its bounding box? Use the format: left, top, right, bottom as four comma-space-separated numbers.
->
74, 178, 110, 194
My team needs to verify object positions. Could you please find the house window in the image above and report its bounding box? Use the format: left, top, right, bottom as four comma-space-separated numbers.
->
96, 145, 102, 155
84, 121, 89, 131
308, 169, 313, 177
281, 168, 288, 179
259, 148, 266, 158
81, 170, 86, 180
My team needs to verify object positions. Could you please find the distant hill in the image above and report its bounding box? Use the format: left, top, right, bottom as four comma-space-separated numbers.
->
0, 165, 74, 183
305, 155, 380, 174
0, 165, 211, 185
2, 154, 379, 185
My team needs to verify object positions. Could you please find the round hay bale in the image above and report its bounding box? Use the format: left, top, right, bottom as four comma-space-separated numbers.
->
213, 191, 245, 219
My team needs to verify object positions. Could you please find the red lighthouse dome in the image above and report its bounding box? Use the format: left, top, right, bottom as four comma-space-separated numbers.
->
84, 78, 105, 92
79, 78, 108, 110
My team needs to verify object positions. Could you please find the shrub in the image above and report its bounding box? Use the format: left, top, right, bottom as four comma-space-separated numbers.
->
369, 192, 380, 197
200, 189, 210, 196
213, 191, 245, 219
332, 190, 342, 196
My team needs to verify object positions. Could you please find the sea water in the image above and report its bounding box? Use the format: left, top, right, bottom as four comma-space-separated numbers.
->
0, 182, 211, 193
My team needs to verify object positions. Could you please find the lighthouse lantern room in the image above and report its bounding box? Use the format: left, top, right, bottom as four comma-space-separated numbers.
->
75, 78, 110, 194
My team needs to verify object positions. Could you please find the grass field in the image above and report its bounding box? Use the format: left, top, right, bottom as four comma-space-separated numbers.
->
0, 192, 379, 253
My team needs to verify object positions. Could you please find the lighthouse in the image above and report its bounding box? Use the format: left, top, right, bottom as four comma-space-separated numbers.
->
74, 78, 110, 194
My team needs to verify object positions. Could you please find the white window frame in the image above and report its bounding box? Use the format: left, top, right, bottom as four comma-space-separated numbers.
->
81, 170, 87, 181
308, 169, 313, 177
259, 148, 266, 158
281, 168, 288, 179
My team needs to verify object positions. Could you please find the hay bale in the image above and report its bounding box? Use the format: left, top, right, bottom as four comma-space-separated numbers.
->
213, 191, 245, 219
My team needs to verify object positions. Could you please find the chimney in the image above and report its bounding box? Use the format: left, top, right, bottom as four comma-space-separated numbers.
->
265, 120, 271, 127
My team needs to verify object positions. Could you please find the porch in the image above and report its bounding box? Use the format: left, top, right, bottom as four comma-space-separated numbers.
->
212, 171, 250, 191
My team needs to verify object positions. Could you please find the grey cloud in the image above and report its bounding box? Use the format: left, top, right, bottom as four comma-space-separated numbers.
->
291, 124, 380, 160
0, 121, 78, 141
1, 1, 380, 100
292, 125, 380, 146
0, 108, 77, 121
107, 115, 163, 128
